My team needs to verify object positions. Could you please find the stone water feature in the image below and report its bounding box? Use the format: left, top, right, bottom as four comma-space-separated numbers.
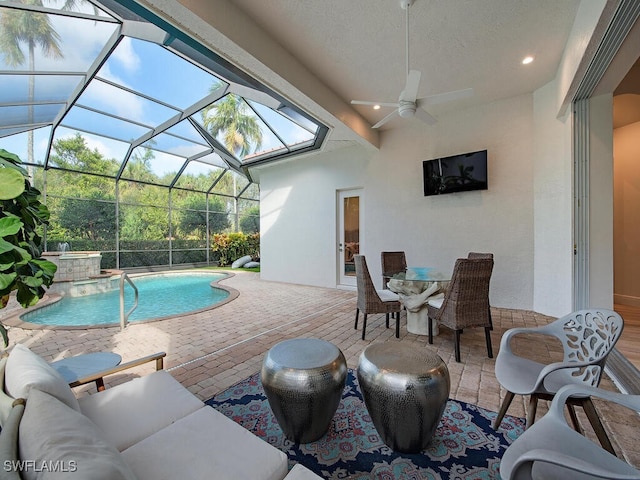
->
42, 251, 115, 296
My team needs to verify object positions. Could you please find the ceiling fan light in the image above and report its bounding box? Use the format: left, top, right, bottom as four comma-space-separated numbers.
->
398, 103, 416, 118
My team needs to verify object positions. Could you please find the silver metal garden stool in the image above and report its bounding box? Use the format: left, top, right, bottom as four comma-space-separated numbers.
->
261, 338, 347, 444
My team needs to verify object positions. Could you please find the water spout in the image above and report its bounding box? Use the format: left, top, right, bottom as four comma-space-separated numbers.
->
58, 242, 70, 253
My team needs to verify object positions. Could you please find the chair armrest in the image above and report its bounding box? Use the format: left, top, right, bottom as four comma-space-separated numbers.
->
548, 384, 640, 419
499, 326, 609, 393
511, 449, 640, 479
499, 325, 558, 351
68, 352, 166, 389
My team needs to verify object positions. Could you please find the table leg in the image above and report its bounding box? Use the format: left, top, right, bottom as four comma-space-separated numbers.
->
406, 306, 438, 336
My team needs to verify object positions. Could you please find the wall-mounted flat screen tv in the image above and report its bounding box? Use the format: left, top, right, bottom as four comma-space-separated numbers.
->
423, 149, 488, 196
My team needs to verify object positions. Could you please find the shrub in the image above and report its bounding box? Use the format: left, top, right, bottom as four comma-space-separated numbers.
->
211, 232, 259, 266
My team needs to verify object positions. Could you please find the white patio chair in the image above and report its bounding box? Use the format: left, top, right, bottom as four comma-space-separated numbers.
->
500, 384, 640, 480
493, 309, 624, 454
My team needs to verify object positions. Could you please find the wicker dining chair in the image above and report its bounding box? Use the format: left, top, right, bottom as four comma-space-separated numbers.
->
467, 252, 493, 259
426, 257, 494, 362
467, 252, 494, 330
354, 255, 402, 340
381, 251, 407, 289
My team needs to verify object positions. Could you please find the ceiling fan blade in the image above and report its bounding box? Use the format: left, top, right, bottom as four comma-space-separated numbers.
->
351, 100, 399, 108
419, 87, 474, 106
400, 70, 421, 102
414, 108, 438, 125
372, 110, 399, 129
228, 83, 282, 110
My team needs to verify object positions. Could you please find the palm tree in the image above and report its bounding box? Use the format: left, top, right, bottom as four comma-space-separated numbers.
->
0, 1, 87, 165
201, 93, 263, 157
1, 1, 62, 165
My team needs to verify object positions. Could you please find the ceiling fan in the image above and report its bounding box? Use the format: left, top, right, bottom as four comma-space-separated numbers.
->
351, 0, 473, 129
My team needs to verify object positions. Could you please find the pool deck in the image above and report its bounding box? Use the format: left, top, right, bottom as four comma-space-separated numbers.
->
2, 270, 639, 469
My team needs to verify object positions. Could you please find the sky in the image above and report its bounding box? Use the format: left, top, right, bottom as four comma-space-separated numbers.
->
0, 1, 317, 180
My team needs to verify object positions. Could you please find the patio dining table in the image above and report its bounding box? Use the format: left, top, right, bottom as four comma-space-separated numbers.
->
388, 269, 450, 336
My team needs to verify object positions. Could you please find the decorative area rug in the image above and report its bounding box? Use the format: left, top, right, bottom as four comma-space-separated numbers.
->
205, 370, 524, 479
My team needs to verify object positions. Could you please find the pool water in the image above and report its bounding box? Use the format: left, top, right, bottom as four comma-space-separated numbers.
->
22, 272, 229, 327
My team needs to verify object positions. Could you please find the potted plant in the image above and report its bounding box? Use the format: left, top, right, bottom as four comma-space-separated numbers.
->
0, 149, 57, 346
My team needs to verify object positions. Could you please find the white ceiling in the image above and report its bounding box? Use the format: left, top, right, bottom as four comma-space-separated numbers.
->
231, 0, 581, 129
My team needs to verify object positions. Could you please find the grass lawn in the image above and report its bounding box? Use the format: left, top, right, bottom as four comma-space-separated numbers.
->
200, 266, 260, 273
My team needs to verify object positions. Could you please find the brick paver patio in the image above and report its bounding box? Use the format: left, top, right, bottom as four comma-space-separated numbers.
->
2, 269, 638, 469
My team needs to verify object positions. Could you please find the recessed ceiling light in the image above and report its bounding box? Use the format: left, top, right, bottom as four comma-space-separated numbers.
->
373, 105, 381, 110
522, 56, 534, 65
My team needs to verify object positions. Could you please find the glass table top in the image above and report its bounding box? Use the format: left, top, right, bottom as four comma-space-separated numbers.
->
392, 268, 450, 283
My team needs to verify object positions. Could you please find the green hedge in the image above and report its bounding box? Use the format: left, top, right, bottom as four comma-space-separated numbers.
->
48, 235, 259, 269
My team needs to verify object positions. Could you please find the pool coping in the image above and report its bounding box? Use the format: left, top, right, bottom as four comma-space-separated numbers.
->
2, 269, 240, 330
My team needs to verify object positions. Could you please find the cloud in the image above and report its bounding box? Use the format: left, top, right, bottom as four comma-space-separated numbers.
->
110, 37, 141, 74
80, 76, 146, 123
29, 14, 118, 72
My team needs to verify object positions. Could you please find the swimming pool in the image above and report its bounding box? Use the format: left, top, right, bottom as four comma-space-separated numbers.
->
21, 272, 230, 327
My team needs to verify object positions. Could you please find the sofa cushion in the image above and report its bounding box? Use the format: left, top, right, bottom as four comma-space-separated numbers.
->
285, 464, 324, 479
19, 389, 136, 480
4, 344, 80, 412
78, 370, 203, 451
121, 406, 288, 480
0, 357, 16, 427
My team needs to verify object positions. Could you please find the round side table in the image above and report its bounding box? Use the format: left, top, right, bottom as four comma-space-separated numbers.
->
261, 338, 347, 443
357, 342, 450, 453
50, 352, 122, 391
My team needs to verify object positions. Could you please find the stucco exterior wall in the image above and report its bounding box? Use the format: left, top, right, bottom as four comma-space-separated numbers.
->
260, 94, 535, 310
259, 146, 370, 288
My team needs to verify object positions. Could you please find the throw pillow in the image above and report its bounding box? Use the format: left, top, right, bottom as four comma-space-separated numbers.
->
4, 344, 80, 412
231, 255, 252, 269
19, 389, 137, 480
0, 399, 25, 480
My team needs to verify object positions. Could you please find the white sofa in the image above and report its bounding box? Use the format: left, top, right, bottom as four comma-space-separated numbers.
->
0, 344, 322, 480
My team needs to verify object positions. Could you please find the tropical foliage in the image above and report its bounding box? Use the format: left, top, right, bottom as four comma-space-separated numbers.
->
201, 93, 263, 157
0, 149, 57, 346
42, 136, 237, 233
211, 232, 259, 267
239, 205, 260, 234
